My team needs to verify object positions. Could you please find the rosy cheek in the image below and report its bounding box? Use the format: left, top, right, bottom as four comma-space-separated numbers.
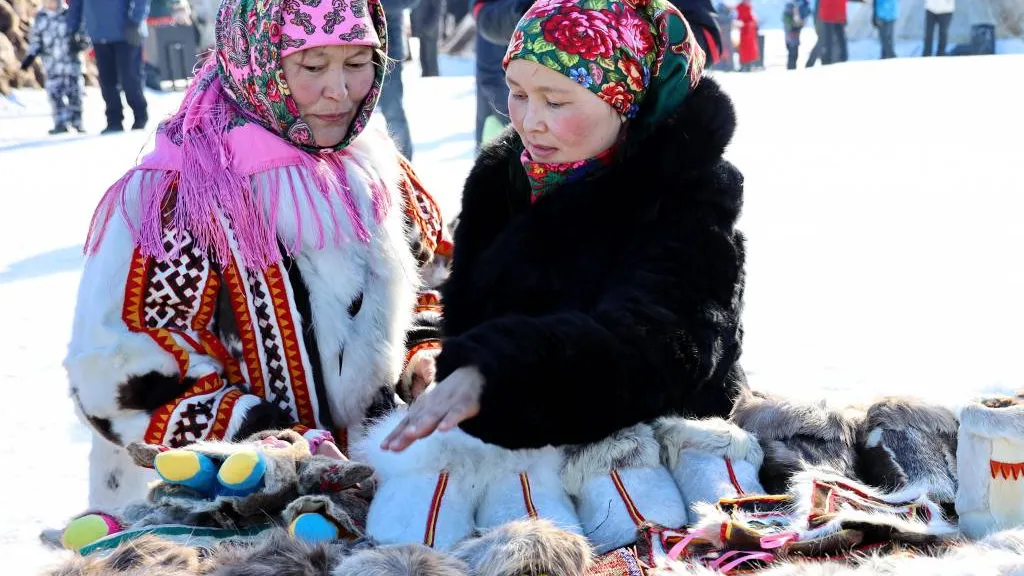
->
549, 111, 591, 148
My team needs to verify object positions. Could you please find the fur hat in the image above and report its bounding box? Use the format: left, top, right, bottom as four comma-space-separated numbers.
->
730, 390, 864, 493
855, 397, 959, 506
452, 519, 592, 576
561, 424, 690, 554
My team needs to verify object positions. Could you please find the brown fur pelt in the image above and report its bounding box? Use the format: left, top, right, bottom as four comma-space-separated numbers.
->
46, 535, 203, 576
333, 545, 469, 576
452, 519, 592, 576
730, 390, 864, 494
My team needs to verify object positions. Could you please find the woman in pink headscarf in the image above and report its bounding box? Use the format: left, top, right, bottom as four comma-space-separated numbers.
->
65, 0, 451, 509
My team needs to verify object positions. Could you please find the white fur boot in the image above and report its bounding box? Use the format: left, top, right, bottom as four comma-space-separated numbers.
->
562, 424, 689, 554
475, 445, 582, 535
956, 397, 1024, 539
653, 417, 765, 512
354, 410, 488, 551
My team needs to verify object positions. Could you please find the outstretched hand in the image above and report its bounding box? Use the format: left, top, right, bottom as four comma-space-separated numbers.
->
381, 366, 484, 452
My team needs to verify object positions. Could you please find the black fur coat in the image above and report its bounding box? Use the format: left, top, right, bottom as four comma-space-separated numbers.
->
436, 76, 748, 449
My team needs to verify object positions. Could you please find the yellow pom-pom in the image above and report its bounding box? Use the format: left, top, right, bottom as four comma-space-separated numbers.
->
154, 450, 201, 481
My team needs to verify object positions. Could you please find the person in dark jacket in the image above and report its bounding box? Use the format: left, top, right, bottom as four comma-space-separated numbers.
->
382, 0, 747, 452
67, 0, 150, 133
470, 0, 528, 149
379, 0, 419, 158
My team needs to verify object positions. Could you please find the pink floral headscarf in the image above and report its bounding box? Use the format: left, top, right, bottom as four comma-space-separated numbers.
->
216, 0, 387, 150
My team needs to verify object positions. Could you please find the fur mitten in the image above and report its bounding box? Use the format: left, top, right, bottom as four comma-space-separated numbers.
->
653, 417, 765, 510
452, 519, 592, 576
475, 445, 582, 534
561, 424, 689, 554
355, 409, 489, 550
956, 396, 1024, 539
730, 390, 863, 493
855, 397, 958, 506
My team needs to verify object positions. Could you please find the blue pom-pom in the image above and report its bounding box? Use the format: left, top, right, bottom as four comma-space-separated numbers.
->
289, 513, 339, 544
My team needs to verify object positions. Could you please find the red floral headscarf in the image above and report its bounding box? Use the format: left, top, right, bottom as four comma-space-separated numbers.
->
504, 0, 704, 130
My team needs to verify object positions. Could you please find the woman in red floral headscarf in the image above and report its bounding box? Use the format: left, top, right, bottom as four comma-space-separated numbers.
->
382, 0, 749, 453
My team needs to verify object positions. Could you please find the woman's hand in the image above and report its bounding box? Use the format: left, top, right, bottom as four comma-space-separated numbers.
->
381, 366, 484, 452
409, 354, 437, 400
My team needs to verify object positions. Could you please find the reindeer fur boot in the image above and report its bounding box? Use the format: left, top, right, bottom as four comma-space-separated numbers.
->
562, 424, 689, 554
730, 391, 863, 493
452, 519, 593, 576
855, 397, 958, 508
475, 445, 582, 534
653, 416, 765, 511
355, 409, 489, 551
956, 396, 1024, 539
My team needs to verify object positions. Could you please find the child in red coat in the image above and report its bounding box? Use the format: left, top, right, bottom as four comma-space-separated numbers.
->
736, 0, 760, 71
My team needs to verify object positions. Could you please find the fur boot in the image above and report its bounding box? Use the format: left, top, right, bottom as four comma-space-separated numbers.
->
474, 445, 581, 534
730, 391, 863, 493
855, 397, 958, 507
653, 416, 765, 511
452, 519, 592, 576
354, 409, 489, 551
956, 396, 1024, 539
561, 424, 689, 554
333, 544, 469, 576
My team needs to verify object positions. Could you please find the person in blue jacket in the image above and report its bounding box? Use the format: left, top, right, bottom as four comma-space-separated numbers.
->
66, 0, 150, 133
874, 0, 899, 59
380, 0, 420, 159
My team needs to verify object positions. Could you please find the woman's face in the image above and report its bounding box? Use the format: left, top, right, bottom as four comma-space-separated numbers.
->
282, 45, 376, 148
506, 59, 622, 164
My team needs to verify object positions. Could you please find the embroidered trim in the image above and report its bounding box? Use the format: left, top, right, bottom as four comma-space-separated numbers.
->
424, 471, 450, 547
143, 374, 227, 445
724, 457, 745, 496
265, 262, 316, 427
610, 469, 648, 526
519, 472, 539, 519
405, 340, 442, 367
209, 388, 244, 440
991, 460, 1024, 480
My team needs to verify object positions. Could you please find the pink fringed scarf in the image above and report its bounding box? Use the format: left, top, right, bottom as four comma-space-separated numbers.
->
84, 59, 392, 271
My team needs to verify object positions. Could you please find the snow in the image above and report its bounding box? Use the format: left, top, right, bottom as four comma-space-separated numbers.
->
1, 51, 1022, 573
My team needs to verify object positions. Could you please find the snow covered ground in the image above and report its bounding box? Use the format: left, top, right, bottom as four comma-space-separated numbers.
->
2, 52, 1022, 573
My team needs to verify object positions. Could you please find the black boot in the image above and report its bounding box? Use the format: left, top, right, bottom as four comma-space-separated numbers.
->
101, 124, 124, 134
131, 117, 148, 131
48, 125, 69, 135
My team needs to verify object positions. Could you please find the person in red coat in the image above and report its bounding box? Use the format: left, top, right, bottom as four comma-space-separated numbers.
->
817, 0, 848, 63
736, 0, 760, 70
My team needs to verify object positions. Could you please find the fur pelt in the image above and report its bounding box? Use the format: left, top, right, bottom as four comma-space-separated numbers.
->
437, 75, 747, 450
43, 531, 354, 576
561, 424, 662, 497
656, 528, 1024, 575
451, 519, 592, 576
652, 416, 763, 471
77, 430, 374, 536
730, 390, 864, 493
334, 545, 469, 576
355, 410, 489, 550
855, 397, 959, 505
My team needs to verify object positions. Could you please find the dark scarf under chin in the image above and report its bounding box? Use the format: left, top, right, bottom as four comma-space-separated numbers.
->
520, 143, 619, 202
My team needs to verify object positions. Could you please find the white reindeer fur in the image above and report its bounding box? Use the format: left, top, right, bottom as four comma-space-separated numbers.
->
653, 417, 766, 511
475, 445, 582, 535
562, 424, 689, 554
956, 398, 1024, 539
355, 410, 490, 551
